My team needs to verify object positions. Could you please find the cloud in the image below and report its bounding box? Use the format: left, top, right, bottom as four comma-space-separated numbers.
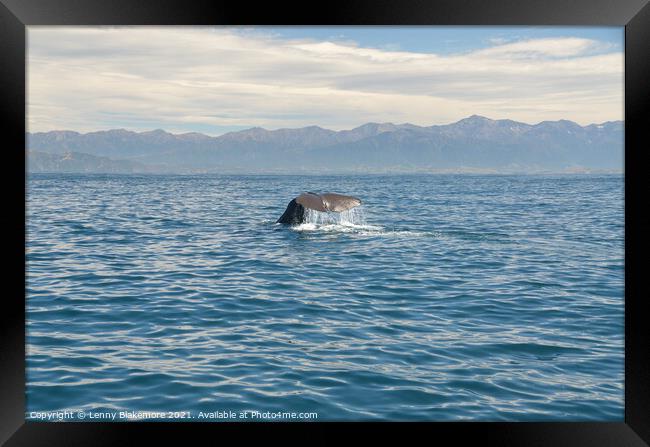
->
487, 37, 509, 45
27, 27, 623, 134
475, 37, 599, 58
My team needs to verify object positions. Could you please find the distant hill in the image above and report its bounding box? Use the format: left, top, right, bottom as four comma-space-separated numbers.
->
27, 150, 147, 174
27, 116, 624, 174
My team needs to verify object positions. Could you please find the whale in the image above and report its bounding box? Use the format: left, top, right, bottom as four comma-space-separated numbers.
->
276, 192, 362, 225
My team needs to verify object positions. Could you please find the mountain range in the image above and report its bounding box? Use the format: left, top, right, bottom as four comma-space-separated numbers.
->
26, 115, 624, 174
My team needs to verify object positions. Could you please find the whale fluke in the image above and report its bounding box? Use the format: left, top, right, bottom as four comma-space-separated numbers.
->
318, 193, 362, 212
277, 192, 362, 224
295, 192, 328, 212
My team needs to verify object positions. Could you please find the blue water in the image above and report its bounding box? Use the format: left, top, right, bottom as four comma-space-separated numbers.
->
26, 174, 624, 421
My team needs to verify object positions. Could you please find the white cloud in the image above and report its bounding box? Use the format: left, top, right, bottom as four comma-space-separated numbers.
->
474, 37, 599, 58
27, 27, 623, 134
487, 37, 509, 45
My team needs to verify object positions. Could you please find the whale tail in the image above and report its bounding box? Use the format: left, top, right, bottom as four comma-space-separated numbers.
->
277, 192, 362, 224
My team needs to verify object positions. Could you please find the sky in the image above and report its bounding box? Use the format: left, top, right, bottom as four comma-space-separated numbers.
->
27, 26, 624, 136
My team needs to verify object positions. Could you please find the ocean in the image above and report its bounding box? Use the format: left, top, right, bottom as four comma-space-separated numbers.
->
26, 173, 624, 421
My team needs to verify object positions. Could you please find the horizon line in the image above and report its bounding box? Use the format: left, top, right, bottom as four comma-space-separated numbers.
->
26, 115, 624, 138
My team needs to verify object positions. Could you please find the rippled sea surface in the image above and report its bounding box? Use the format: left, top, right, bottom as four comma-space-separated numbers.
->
26, 174, 624, 421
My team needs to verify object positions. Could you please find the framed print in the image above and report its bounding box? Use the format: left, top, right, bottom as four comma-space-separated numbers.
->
1, 0, 649, 445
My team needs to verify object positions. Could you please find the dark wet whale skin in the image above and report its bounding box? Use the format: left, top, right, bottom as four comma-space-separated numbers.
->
276, 198, 306, 224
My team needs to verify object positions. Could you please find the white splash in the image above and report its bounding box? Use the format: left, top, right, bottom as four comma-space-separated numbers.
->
292, 206, 382, 233
289, 206, 435, 238
304, 207, 367, 226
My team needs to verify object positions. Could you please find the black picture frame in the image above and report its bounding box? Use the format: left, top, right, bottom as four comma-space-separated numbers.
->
1, 0, 648, 445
